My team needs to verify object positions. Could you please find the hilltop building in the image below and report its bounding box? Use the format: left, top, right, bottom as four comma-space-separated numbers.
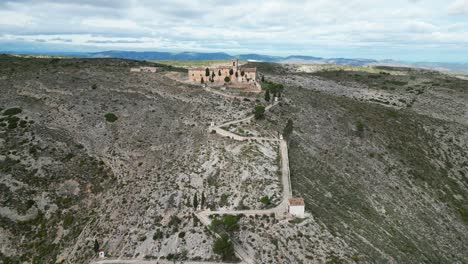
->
188, 59, 258, 88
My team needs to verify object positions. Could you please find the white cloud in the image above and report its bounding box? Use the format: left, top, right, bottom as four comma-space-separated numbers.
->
0, 10, 34, 27
448, 0, 468, 15
0, 0, 466, 61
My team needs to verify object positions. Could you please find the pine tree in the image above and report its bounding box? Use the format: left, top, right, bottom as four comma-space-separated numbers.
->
201, 191, 206, 208
205, 68, 210, 77
229, 69, 234, 76
193, 193, 199, 209
212, 71, 215, 79
94, 239, 100, 253
264, 89, 270, 102
201, 77, 204, 84
235, 71, 239, 78
283, 119, 293, 139
218, 70, 222, 76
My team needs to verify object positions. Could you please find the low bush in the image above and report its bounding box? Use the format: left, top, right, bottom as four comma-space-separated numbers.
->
260, 196, 271, 204
104, 113, 118, 123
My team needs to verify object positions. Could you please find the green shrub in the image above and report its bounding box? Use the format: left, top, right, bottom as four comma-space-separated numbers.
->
168, 215, 181, 227
219, 193, 229, 207
260, 196, 271, 204
7, 121, 17, 129
224, 76, 230, 83
254, 105, 265, 119
153, 230, 163, 240
19, 120, 28, 128
356, 121, 365, 133
104, 113, 118, 123
63, 213, 74, 229
2, 107, 22, 116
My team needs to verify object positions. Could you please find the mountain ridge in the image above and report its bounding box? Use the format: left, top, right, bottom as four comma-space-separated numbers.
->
3, 50, 468, 74
85, 51, 468, 74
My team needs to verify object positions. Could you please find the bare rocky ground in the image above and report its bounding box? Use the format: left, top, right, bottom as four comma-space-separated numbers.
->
1, 56, 467, 264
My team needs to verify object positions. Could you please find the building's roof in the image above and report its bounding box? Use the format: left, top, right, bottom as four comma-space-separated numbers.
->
288, 198, 305, 206
240, 67, 257, 72
218, 66, 232, 69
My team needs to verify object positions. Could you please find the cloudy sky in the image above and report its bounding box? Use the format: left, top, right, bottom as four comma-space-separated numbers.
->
0, 0, 467, 62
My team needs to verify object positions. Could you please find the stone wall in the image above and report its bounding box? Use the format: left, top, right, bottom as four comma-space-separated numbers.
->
188, 66, 257, 86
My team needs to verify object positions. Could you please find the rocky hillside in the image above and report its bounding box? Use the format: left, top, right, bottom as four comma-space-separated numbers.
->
0, 56, 286, 263
0, 56, 466, 263
262, 63, 468, 263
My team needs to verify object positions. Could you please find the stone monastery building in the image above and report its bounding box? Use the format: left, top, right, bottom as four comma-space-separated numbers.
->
188, 59, 257, 87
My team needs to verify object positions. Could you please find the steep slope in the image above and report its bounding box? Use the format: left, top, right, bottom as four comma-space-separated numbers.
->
265, 65, 468, 263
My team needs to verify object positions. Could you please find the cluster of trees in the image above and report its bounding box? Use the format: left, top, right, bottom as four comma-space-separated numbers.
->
262, 77, 284, 102
193, 192, 206, 209
201, 67, 246, 84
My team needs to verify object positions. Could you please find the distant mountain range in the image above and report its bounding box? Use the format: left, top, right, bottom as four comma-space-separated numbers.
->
4, 50, 467, 75
85, 50, 379, 66
82, 51, 467, 74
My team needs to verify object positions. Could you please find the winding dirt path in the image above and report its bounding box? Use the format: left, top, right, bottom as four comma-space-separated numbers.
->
194, 92, 293, 264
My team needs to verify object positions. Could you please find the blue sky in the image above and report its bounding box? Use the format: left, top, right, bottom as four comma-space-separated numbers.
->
0, 0, 467, 62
